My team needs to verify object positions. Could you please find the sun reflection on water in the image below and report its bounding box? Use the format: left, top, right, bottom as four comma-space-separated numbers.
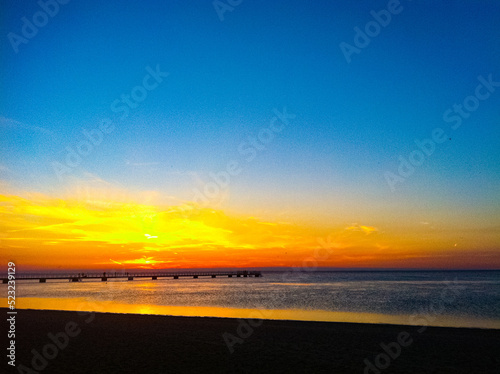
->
2, 297, 499, 329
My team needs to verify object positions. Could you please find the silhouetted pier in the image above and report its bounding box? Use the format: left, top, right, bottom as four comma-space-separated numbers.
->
2, 270, 262, 283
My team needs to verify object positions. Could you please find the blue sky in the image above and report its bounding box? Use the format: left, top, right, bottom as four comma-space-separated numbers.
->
1, 0, 500, 230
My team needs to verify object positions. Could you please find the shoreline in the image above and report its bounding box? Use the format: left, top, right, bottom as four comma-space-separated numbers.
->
4, 296, 499, 330
8, 306, 500, 330
2, 308, 500, 373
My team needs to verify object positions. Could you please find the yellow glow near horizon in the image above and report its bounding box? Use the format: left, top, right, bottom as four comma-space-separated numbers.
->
1, 192, 499, 270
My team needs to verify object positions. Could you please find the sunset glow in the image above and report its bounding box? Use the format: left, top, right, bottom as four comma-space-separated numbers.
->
2, 187, 498, 270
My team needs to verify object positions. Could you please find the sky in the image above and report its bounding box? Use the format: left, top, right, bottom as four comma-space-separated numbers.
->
1, 0, 499, 270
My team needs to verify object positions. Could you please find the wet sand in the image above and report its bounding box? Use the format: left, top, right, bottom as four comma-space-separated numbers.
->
2, 308, 499, 373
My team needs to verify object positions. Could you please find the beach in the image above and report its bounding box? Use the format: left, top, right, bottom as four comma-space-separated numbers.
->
3, 308, 499, 374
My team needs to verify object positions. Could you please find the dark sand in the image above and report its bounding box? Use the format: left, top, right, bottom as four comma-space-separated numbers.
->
2, 308, 499, 374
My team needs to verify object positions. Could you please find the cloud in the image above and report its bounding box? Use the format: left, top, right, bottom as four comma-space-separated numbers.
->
60, 173, 179, 206
0, 116, 54, 135
345, 224, 378, 235
0, 192, 319, 269
6, 190, 489, 270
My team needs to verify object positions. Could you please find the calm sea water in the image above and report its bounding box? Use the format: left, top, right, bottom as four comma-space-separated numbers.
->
2, 271, 500, 328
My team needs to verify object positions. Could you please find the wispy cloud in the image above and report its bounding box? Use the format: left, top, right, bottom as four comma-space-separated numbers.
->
0, 116, 54, 135
345, 224, 378, 235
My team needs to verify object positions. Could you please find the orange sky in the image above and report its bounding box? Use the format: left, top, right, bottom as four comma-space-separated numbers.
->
1, 190, 499, 271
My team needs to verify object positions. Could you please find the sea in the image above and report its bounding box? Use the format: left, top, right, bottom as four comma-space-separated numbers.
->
2, 270, 499, 329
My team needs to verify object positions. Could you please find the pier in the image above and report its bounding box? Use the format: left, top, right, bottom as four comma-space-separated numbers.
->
2, 270, 262, 283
